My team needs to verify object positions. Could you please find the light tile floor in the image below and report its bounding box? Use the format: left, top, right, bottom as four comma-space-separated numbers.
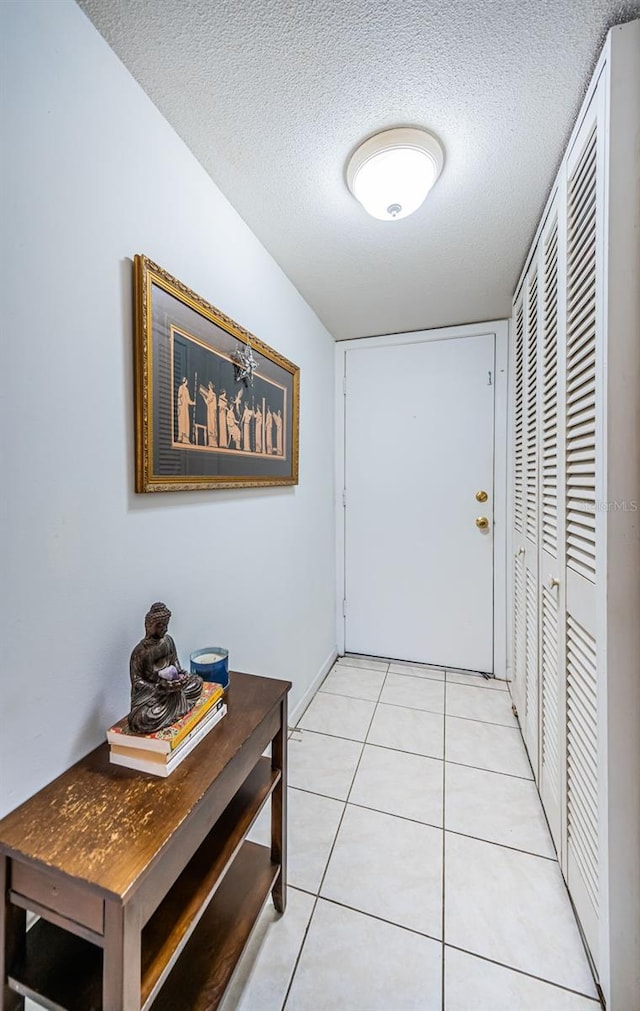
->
221, 656, 603, 1011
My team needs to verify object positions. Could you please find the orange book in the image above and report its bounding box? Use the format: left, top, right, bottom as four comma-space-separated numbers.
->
106, 681, 224, 754
109, 702, 227, 776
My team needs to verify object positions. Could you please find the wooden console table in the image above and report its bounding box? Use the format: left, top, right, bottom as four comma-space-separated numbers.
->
0, 671, 290, 1010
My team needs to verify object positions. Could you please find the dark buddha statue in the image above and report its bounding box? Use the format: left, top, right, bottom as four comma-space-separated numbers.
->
128, 602, 203, 734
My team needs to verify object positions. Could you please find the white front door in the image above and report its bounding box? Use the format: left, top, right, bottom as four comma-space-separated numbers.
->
344, 333, 495, 672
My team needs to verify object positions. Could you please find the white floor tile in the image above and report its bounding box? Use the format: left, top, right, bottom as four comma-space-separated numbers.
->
446, 715, 533, 778
444, 947, 601, 1010
218, 887, 315, 1011
321, 805, 443, 937
298, 692, 375, 742
447, 670, 508, 690
445, 762, 556, 857
336, 655, 389, 672
445, 834, 597, 996
288, 730, 363, 801
388, 661, 445, 681
379, 672, 445, 713
446, 681, 518, 727
321, 664, 386, 701
285, 899, 442, 1011
350, 744, 443, 826
249, 787, 344, 894
367, 702, 444, 760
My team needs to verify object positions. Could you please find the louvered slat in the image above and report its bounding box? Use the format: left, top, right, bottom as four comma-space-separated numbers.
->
542, 220, 559, 557
525, 568, 538, 729
526, 273, 538, 542
514, 302, 525, 533
566, 614, 598, 912
513, 554, 525, 682
541, 585, 559, 802
566, 126, 597, 583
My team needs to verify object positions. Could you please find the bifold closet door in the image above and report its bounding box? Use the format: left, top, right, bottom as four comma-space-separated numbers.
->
511, 301, 527, 723
512, 270, 541, 778
562, 84, 604, 961
538, 203, 565, 855
523, 268, 541, 777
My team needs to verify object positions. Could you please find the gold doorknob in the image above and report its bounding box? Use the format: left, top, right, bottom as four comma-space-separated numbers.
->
476, 490, 488, 503
476, 516, 490, 530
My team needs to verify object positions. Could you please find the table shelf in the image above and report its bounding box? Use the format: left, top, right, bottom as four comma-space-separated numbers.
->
140, 759, 279, 1006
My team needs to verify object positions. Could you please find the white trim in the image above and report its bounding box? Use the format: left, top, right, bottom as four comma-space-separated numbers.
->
600, 22, 640, 1009
505, 314, 513, 682
288, 647, 337, 728
334, 344, 347, 655
335, 318, 509, 677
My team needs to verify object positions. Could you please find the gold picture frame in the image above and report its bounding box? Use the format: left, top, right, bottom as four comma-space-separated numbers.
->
134, 255, 300, 492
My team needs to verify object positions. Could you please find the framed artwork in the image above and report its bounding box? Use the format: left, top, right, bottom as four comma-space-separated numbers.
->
133, 255, 300, 492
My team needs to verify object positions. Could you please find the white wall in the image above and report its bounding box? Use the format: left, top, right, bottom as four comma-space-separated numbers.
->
0, 0, 336, 817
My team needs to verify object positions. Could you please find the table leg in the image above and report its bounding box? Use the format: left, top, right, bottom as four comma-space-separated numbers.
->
103, 897, 141, 1010
271, 697, 288, 914
0, 856, 25, 1011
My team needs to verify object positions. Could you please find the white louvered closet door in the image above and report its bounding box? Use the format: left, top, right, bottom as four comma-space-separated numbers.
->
511, 300, 527, 722
509, 27, 640, 1000
562, 86, 604, 960
523, 268, 541, 776
538, 202, 565, 854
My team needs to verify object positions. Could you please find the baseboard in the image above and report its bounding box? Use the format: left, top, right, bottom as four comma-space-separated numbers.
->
288, 646, 338, 728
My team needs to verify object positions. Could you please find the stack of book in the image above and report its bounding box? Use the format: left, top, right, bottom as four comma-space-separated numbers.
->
107, 681, 226, 777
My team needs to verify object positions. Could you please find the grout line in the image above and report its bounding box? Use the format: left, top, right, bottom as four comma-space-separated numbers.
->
443, 943, 602, 1005
319, 895, 443, 945
339, 667, 384, 808
280, 664, 376, 1009
363, 741, 443, 762
363, 696, 445, 716
280, 893, 319, 1011
441, 827, 557, 863
342, 798, 443, 832
442, 709, 518, 730
443, 756, 534, 782
287, 884, 317, 898
312, 670, 389, 900
317, 688, 384, 703
383, 669, 446, 684
294, 727, 444, 762
293, 727, 367, 744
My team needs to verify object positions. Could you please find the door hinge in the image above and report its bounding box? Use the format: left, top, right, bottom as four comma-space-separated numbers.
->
488, 370, 493, 386
342, 599, 347, 617
342, 489, 347, 507
343, 375, 347, 396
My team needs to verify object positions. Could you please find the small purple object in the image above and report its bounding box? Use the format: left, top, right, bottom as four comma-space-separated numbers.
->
157, 664, 180, 681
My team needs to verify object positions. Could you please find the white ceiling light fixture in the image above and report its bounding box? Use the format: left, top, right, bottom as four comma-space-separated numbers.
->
346, 127, 444, 222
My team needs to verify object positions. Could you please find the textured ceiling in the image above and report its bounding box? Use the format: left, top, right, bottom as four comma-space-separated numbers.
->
77, 0, 640, 340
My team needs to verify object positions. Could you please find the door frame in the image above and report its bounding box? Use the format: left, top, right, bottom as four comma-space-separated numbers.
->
335, 319, 510, 677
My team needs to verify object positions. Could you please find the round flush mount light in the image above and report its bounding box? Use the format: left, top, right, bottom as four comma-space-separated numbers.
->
346, 127, 444, 221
